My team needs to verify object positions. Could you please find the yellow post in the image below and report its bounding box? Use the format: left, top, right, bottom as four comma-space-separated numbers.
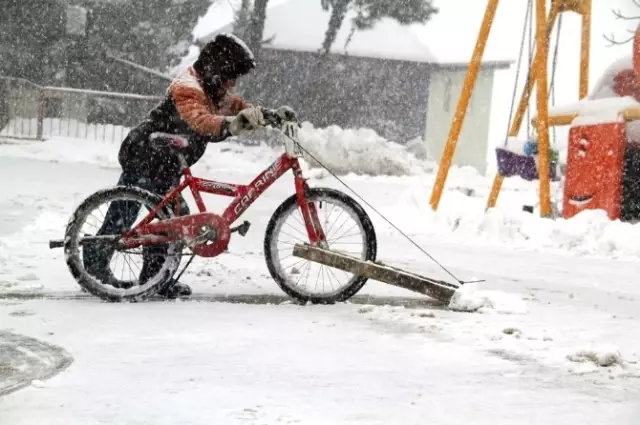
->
579, 0, 591, 98
486, 4, 559, 210
429, 0, 500, 211
535, 0, 552, 217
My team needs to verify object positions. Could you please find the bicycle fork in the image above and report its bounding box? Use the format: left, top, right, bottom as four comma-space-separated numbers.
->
294, 177, 327, 248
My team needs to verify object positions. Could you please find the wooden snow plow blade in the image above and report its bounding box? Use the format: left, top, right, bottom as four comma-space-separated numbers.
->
292, 244, 458, 303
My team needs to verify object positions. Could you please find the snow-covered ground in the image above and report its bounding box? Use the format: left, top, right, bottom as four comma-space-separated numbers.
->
1, 132, 639, 424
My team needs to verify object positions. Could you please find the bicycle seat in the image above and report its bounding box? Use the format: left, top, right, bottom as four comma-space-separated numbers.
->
149, 132, 190, 149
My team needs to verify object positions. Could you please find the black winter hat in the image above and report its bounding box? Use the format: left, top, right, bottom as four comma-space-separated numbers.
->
194, 33, 256, 81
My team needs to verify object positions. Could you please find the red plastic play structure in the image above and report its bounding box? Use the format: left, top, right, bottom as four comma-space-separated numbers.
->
562, 24, 640, 221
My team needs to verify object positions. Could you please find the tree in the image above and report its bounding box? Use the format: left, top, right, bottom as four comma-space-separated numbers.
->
320, 0, 438, 54
0, 0, 66, 82
86, 0, 211, 73
247, 0, 270, 54
233, 0, 254, 40
603, 0, 640, 46
1, 0, 214, 90
321, 0, 351, 54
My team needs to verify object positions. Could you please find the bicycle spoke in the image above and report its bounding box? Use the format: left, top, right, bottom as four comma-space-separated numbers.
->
271, 192, 370, 301
284, 221, 308, 240
284, 258, 307, 271
294, 261, 311, 287
278, 230, 306, 243
324, 208, 344, 237
326, 215, 352, 242
329, 224, 360, 243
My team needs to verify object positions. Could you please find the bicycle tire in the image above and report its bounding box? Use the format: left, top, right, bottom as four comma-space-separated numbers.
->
264, 188, 377, 304
63, 186, 182, 302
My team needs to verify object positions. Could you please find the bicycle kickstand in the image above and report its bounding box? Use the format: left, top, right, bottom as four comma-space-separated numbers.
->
172, 254, 196, 283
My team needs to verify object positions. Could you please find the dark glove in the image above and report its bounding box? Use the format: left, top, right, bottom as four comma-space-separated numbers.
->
275, 105, 297, 122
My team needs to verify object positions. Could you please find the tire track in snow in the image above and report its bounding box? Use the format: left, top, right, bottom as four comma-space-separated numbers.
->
0, 331, 73, 396
0, 291, 446, 309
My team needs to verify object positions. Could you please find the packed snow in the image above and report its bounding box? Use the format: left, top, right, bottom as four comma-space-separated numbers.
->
448, 282, 528, 314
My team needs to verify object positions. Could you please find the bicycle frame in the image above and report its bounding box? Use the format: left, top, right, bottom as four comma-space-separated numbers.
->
120, 151, 327, 248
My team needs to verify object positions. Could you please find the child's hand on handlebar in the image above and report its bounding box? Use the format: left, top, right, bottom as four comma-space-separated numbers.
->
275, 105, 297, 122
226, 106, 265, 136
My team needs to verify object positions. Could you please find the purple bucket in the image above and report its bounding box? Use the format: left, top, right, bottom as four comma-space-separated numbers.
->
496, 148, 557, 181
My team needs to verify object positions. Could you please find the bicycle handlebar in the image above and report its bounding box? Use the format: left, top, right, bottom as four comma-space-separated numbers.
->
260, 107, 301, 131
149, 108, 300, 156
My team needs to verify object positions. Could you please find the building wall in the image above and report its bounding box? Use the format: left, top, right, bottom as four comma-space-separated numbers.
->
238, 48, 432, 142
425, 68, 495, 174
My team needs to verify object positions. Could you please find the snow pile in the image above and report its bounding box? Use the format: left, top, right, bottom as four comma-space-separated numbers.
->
296, 123, 431, 176
453, 208, 640, 258
388, 176, 640, 259
564, 346, 639, 376
566, 346, 626, 368
448, 282, 528, 314
588, 55, 633, 101
1, 121, 432, 177
227, 121, 432, 176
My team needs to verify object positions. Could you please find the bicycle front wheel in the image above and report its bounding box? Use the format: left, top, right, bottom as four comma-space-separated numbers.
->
264, 188, 377, 304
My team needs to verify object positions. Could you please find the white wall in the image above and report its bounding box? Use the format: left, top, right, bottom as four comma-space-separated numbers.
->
425, 67, 495, 175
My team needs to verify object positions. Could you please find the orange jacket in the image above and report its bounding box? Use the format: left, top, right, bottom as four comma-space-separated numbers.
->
169, 66, 249, 136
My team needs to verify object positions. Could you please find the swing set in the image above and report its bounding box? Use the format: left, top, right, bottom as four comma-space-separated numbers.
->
428, 0, 592, 217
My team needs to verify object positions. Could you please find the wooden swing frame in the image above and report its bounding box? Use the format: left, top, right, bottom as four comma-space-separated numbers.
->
428, 0, 592, 217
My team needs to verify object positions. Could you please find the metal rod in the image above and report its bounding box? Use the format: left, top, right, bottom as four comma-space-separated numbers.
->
42, 86, 162, 101
535, 0, 552, 217
429, 0, 500, 211
579, 0, 591, 99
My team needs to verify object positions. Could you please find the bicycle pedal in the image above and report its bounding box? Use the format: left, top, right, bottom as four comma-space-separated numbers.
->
231, 221, 251, 236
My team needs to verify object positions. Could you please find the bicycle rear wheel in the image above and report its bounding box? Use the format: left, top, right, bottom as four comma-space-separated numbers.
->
63, 186, 183, 302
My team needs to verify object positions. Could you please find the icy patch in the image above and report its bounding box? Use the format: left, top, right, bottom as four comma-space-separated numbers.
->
448, 283, 528, 314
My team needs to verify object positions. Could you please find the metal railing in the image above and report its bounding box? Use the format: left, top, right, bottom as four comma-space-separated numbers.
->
0, 76, 162, 143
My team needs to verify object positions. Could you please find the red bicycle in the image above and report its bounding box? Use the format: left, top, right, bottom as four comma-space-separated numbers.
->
52, 112, 377, 303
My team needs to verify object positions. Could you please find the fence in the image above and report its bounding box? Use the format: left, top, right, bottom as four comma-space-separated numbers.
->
0, 76, 162, 143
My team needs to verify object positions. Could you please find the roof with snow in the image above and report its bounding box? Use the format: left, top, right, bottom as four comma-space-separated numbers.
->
194, 0, 514, 67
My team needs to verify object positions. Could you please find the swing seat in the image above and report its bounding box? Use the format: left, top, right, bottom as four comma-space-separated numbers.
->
496, 147, 559, 181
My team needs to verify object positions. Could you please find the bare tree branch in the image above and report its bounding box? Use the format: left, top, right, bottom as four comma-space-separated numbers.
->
612, 8, 640, 21
603, 6, 640, 47
603, 32, 635, 47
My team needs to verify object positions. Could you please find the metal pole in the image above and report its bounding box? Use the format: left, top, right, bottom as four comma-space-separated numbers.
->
579, 0, 591, 99
535, 0, 552, 217
429, 0, 500, 211
37, 89, 45, 140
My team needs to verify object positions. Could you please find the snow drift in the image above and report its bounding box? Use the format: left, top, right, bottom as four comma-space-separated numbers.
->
0, 121, 430, 177
6, 120, 640, 260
